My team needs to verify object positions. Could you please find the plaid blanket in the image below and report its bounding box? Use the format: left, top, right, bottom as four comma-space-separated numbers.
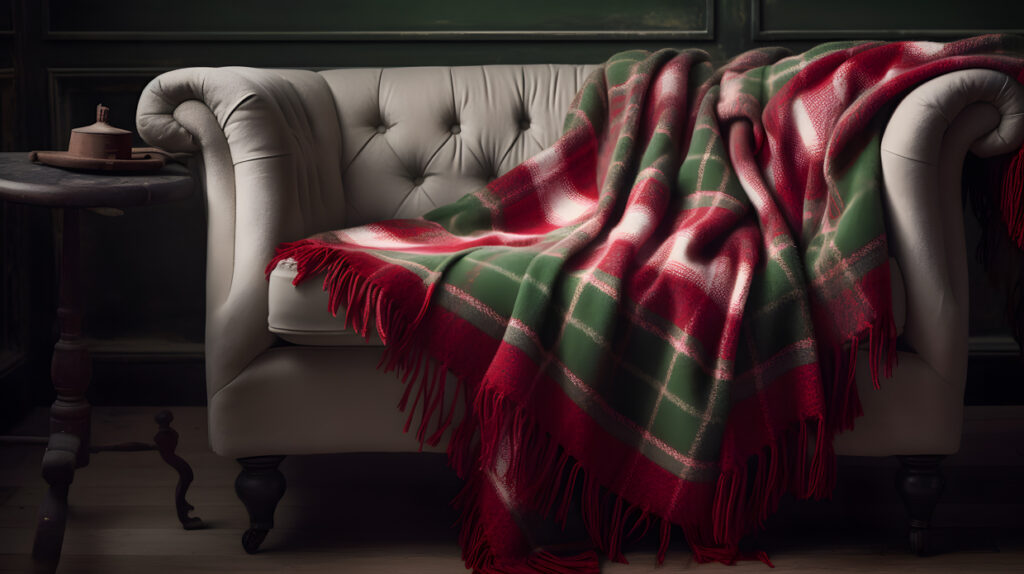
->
269, 36, 1024, 570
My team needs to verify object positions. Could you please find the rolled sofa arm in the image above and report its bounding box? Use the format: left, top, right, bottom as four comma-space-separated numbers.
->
881, 69, 1024, 388
136, 67, 348, 398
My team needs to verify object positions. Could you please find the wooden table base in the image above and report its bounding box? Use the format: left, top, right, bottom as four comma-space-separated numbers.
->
28, 412, 204, 572
26, 208, 203, 573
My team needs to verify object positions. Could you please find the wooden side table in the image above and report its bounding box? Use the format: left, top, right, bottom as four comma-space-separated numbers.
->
0, 152, 204, 573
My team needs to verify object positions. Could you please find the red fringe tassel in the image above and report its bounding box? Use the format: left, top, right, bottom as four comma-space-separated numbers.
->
472, 383, 801, 569
1000, 144, 1024, 250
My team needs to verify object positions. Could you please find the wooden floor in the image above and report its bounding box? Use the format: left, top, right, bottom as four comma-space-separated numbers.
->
2, 406, 1023, 573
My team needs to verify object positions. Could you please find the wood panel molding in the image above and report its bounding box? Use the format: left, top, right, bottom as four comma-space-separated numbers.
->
751, 0, 1024, 41
43, 0, 714, 42
0, 68, 14, 151
968, 335, 1021, 356
47, 69, 207, 373
47, 67, 165, 148
84, 338, 204, 361
0, 0, 11, 35
1, 70, 23, 367
0, 51, 31, 417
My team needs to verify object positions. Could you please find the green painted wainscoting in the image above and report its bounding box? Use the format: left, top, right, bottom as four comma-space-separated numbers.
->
0, 0, 1021, 425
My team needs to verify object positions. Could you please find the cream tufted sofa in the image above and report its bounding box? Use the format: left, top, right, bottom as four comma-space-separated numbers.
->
136, 63, 1024, 557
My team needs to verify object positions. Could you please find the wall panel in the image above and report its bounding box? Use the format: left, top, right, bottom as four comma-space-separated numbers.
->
47, 68, 163, 147
48, 69, 207, 350
19, 1, 725, 406
0, 0, 1018, 408
0, 69, 13, 151
753, 0, 1024, 40
0, 59, 34, 427
0, 0, 11, 70
0, 0, 11, 33
0, 70, 17, 362
46, 0, 713, 40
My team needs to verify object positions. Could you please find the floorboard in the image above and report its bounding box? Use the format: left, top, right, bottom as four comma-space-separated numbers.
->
1, 406, 1022, 573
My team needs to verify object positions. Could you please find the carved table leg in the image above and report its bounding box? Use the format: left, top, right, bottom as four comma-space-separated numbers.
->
153, 410, 204, 530
49, 209, 91, 467
236, 456, 287, 554
896, 455, 946, 556
32, 208, 91, 573
31, 433, 80, 574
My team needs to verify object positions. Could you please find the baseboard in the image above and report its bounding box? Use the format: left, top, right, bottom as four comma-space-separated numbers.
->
964, 341, 1024, 405
70, 334, 1022, 407
84, 337, 204, 360
85, 338, 206, 406
969, 335, 1021, 355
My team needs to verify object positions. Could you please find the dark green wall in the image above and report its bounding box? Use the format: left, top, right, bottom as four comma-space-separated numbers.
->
1, 0, 1021, 421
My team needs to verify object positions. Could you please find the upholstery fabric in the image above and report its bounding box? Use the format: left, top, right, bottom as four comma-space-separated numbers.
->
137, 67, 348, 398
321, 65, 601, 225
268, 259, 382, 346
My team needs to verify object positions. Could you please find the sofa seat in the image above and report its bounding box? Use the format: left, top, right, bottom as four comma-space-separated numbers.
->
256, 252, 929, 459
268, 258, 383, 346
268, 255, 907, 347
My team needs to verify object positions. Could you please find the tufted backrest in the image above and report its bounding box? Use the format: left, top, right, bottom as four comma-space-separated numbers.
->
318, 64, 601, 226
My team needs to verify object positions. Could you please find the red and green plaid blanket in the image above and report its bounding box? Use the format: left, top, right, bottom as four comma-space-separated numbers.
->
269, 36, 1024, 570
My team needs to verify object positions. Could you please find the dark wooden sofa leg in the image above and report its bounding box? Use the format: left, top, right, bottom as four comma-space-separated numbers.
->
895, 455, 945, 556
236, 455, 287, 554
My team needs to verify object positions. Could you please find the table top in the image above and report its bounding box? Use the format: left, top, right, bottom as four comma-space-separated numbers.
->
0, 152, 194, 208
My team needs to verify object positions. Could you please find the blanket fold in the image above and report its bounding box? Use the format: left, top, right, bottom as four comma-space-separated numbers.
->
268, 35, 1024, 571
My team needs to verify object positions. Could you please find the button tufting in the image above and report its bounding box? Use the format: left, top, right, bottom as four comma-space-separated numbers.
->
450, 124, 461, 135
412, 176, 425, 186
376, 124, 387, 134
519, 119, 531, 130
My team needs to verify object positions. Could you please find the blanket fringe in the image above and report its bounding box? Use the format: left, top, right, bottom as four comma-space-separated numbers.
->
266, 240, 428, 352
471, 384, 814, 568
379, 333, 484, 478
268, 239, 481, 477
712, 415, 830, 559
455, 473, 603, 574
825, 316, 898, 438
1001, 144, 1024, 251
468, 386, 664, 570
966, 147, 1024, 348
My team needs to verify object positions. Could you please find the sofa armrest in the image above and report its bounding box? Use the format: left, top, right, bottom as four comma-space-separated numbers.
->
136, 67, 347, 398
881, 69, 1024, 389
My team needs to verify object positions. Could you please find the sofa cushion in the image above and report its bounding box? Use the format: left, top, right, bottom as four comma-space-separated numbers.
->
268, 258, 383, 346
268, 256, 907, 346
